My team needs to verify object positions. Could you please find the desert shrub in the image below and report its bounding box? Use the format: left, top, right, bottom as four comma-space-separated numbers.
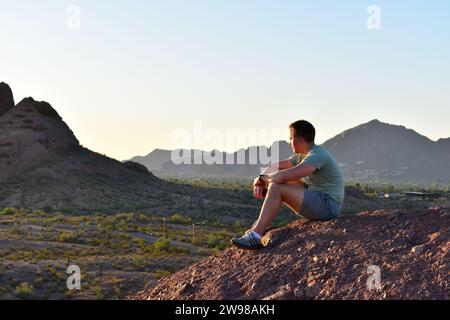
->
137, 213, 149, 223
1, 207, 16, 215
169, 213, 185, 224
207, 234, 221, 248
170, 247, 190, 255
15, 282, 34, 299
207, 231, 230, 250
134, 238, 147, 250
11, 224, 21, 235
55, 231, 78, 243
32, 209, 46, 216
154, 269, 171, 279
151, 238, 170, 254
42, 206, 53, 213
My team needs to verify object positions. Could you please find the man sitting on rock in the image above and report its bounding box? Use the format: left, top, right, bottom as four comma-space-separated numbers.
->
231, 120, 345, 250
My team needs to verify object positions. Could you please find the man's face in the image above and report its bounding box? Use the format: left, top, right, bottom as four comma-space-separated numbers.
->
289, 129, 302, 153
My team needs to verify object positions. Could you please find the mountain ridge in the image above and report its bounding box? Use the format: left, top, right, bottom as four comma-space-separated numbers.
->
130, 119, 450, 183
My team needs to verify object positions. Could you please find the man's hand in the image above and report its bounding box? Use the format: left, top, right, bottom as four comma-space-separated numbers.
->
253, 176, 268, 199
253, 176, 266, 187
253, 185, 267, 199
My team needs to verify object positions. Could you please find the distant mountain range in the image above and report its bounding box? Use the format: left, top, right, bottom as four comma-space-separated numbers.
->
130, 120, 450, 184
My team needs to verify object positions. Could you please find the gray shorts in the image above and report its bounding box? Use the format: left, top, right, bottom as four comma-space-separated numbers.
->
299, 189, 342, 221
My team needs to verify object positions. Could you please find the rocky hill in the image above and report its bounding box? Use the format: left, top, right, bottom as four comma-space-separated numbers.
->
0, 82, 257, 216
131, 207, 449, 300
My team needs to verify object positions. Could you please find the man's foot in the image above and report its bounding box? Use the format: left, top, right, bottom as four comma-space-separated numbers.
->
231, 232, 264, 250
244, 222, 276, 236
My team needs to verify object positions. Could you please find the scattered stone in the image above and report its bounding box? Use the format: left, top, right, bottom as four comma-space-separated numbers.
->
428, 232, 440, 242
305, 281, 321, 299
294, 288, 305, 299
130, 208, 449, 301
177, 282, 194, 295
263, 229, 286, 247
411, 244, 426, 254
440, 212, 450, 218
262, 286, 295, 300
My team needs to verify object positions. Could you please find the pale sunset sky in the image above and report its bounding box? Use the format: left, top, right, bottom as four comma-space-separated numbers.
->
1, 0, 449, 160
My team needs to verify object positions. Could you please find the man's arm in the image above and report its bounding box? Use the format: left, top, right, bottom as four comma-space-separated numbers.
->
252, 159, 295, 199
253, 159, 294, 187
260, 159, 294, 175
262, 163, 317, 184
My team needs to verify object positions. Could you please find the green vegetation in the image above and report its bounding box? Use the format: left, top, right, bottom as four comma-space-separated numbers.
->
55, 231, 79, 243
350, 182, 450, 195
15, 282, 34, 299
0, 178, 447, 300
0, 207, 243, 300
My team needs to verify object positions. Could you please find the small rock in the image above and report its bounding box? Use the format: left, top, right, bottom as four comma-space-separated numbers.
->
411, 244, 426, 254
190, 270, 197, 284
262, 286, 295, 300
294, 288, 305, 299
428, 232, 440, 242
263, 229, 286, 247
312, 256, 319, 263
177, 282, 194, 295
440, 212, 450, 218
405, 229, 415, 239
305, 282, 320, 298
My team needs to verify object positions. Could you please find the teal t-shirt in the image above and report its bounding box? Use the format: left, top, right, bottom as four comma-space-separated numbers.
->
289, 144, 345, 205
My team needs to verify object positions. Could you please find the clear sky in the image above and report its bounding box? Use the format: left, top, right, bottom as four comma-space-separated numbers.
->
1, 0, 449, 160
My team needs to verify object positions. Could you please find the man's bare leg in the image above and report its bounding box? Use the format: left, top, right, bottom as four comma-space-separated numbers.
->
253, 183, 305, 235
286, 180, 307, 187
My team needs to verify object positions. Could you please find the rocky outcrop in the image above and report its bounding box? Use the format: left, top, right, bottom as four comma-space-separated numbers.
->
131, 207, 449, 300
0, 82, 14, 118
123, 161, 151, 174
0, 95, 80, 183
0, 82, 260, 215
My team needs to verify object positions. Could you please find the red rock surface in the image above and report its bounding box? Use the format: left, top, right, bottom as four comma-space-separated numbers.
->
131, 207, 449, 300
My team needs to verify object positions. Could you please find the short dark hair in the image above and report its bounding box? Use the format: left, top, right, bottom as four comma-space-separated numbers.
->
289, 120, 316, 143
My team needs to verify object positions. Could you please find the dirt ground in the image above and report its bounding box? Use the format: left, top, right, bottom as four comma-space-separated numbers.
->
131, 207, 449, 300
